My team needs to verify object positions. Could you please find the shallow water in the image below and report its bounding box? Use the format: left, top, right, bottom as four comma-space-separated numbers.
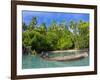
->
22, 51, 89, 69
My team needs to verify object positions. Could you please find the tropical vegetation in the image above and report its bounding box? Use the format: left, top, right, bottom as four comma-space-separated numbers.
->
22, 17, 89, 55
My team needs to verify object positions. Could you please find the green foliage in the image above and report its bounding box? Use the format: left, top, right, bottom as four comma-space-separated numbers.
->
46, 31, 58, 50
38, 23, 47, 35
28, 17, 37, 30
77, 20, 89, 49
22, 30, 31, 47
69, 20, 89, 49
22, 22, 27, 31
22, 18, 89, 55
57, 37, 73, 50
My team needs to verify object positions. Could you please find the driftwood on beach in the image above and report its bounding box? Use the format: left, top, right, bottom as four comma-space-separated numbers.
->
42, 52, 88, 61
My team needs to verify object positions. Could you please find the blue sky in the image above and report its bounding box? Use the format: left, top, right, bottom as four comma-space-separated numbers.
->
22, 10, 89, 27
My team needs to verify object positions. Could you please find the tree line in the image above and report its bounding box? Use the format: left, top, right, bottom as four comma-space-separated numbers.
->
22, 17, 89, 55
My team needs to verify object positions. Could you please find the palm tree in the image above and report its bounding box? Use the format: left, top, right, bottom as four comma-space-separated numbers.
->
70, 20, 78, 49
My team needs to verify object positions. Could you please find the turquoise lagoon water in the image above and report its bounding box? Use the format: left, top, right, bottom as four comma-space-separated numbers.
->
22, 51, 89, 69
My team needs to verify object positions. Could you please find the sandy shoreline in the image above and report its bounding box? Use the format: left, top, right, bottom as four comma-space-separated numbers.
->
47, 49, 88, 53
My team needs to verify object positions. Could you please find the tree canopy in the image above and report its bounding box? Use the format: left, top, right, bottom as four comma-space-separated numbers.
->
22, 17, 89, 54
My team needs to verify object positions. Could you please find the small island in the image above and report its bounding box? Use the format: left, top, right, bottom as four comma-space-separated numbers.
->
22, 11, 89, 69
